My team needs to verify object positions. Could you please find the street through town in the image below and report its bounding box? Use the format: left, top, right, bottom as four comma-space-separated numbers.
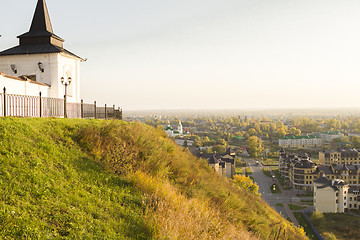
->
244, 159, 313, 226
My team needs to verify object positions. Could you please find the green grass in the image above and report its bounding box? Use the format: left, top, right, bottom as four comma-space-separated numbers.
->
310, 212, 360, 240
273, 169, 290, 190
288, 204, 307, 211
293, 212, 320, 240
270, 184, 282, 194
0, 118, 307, 240
245, 167, 252, 176
0, 118, 151, 239
262, 169, 272, 178
301, 200, 314, 203
261, 158, 278, 166
276, 203, 284, 207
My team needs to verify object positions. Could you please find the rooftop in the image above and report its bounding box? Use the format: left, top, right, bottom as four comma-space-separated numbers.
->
321, 131, 341, 135
280, 135, 320, 140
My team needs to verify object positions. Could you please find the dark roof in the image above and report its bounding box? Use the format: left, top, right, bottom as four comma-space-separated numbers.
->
317, 166, 333, 174
0, 44, 82, 59
334, 164, 349, 171
294, 159, 316, 169
349, 187, 360, 194
225, 147, 235, 155
314, 176, 331, 185
208, 155, 220, 164
0, 0, 82, 60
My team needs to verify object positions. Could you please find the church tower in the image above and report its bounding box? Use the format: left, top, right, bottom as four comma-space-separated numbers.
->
0, 0, 83, 102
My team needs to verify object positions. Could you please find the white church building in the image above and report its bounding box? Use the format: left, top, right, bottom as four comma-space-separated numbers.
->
0, 0, 83, 103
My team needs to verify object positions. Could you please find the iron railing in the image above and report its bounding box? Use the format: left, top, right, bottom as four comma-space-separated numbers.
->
0, 88, 122, 120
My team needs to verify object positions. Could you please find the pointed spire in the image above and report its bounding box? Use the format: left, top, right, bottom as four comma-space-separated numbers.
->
0, 0, 83, 60
29, 0, 54, 34
17, 0, 64, 48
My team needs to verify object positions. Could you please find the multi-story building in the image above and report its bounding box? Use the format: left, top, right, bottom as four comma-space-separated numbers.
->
313, 177, 349, 213
318, 131, 343, 142
279, 150, 318, 190
319, 147, 360, 165
314, 176, 360, 212
279, 135, 323, 148
279, 149, 360, 190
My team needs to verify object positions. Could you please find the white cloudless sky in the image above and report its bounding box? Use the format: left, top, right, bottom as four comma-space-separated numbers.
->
1, 0, 360, 110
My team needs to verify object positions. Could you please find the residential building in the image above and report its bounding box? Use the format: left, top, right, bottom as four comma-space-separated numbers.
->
313, 177, 349, 213
319, 147, 360, 165
279, 150, 317, 190
279, 135, 323, 148
279, 149, 360, 190
318, 131, 343, 142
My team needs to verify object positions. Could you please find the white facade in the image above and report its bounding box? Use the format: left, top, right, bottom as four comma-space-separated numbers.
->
318, 132, 343, 142
279, 136, 323, 148
0, 52, 81, 103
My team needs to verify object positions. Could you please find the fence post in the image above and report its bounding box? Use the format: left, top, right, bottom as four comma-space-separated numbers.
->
64, 94, 67, 118
39, 92, 42, 117
113, 104, 115, 119
105, 104, 107, 120
3, 87, 6, 117
120, 108, 123, 120
94, 101, 97, 119
81, 99, 84, 119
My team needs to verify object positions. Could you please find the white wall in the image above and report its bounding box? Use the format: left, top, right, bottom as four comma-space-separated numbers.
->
0, 52, 81, 102
0, 74, 50, 97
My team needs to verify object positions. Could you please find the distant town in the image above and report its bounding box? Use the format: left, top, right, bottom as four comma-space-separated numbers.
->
127, 112, 360, 239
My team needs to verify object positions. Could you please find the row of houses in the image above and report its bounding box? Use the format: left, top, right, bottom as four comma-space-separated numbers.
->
278, 149, 360, 213
278, 131, 343, 148
319, 147, 360, 165
278, 149, 360, 191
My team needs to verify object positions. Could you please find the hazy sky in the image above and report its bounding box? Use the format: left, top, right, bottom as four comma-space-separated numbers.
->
2, 0, 360, 110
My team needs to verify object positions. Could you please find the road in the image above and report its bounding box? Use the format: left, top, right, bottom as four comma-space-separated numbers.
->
244, 159, 312, 226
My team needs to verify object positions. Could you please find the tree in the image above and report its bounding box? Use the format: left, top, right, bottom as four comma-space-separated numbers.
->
289, 127, 301, 136
246, 136, 263, 158
232, 175, 260, 195
351, 136, 360, 148
248, 128, 257, 136
275, 127, 287, 138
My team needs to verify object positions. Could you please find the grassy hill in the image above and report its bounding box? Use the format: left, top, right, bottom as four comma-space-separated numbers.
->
0, 118, 307, 239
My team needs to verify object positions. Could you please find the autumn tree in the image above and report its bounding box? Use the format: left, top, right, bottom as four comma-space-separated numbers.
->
275, 127, 287, 138
247, 136, 263, 158
232, 175, 260, 195
289, 127, 301, 136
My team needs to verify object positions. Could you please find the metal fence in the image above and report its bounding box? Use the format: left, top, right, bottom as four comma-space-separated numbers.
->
0, 90, 122, 120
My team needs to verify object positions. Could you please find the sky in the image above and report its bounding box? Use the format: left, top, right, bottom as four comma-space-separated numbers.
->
2, 0, 360, 110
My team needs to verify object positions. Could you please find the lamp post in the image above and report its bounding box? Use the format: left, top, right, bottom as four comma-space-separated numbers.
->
61, 77, 72, 118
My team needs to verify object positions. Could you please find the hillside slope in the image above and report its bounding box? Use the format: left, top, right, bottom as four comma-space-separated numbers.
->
0, 118, 306, 239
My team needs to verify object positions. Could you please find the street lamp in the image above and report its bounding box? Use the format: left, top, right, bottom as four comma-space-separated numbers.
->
61, 77, 72, 118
